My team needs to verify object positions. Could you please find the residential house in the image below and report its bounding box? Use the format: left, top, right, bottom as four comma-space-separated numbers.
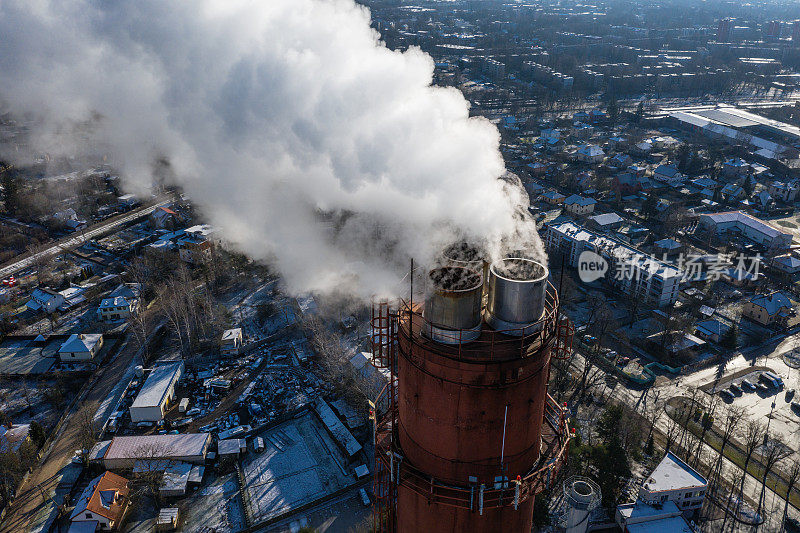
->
722, 158, 752, 178
653, 238, 683, 257
742, 291, 794, 327
576, 144, 605, 163
720, 182, 745, 201
150, 206, 181, 230
70, 471, 130, 531
587, 212, 625, 231
97, 293, 139, 322
563, 194, 597, 216
694, 319, 730, 343
542, 190, 566, 205
177, 234, 213, 265
772, 254, 800, 279
26, 288, 65, 314
653, 164, 684, 186
58, 334, 104, 362
768, 180, 800, 203
609, 153, 632, 169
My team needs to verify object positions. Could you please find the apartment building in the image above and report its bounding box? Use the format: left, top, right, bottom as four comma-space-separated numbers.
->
545, 221, 682, 306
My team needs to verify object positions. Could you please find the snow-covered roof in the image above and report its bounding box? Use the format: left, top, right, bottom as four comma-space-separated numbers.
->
59, 333, 102, 354
131, 362, 183, 410
749, 292, 793, 316
642, 452, 707, 493
564, 194, 597, 206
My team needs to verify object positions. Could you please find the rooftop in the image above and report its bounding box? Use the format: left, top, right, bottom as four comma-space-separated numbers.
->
59, 334, 102, 354
70, 471, 129, 522
131, 362, 183, 409
100, 433, 209, 461
642, 452, 707, 493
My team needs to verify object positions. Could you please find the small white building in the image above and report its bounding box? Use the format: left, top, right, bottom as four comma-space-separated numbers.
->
220, 328, 243, 356
58, 334, 104, 362
129, 362, 184, 423
639, 452, 707, 514
97, 296, 139, 322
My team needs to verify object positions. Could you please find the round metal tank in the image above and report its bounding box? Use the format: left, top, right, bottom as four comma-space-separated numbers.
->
485, 258, 549, 335
424, 266, 482, 344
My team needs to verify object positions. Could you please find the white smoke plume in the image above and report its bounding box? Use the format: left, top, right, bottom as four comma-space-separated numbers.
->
0, 0, 543, 298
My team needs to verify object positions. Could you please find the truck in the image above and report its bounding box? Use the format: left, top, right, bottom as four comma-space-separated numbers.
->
759, 371, 783, 389
179, 398, 190, 413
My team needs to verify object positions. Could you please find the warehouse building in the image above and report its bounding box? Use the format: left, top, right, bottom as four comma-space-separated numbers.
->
89, 433, 211, 470
129, 362, 184, 423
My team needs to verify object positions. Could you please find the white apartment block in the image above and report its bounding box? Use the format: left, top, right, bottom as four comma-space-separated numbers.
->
545, 221, 682, 306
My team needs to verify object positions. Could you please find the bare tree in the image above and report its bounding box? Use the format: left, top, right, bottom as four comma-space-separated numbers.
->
711, 407, 744, 488
756, 435, 791, 518
74, 405, 98, 454
130, 443, 169, 507
782, 460, 800, 527
736, 420, 765, 516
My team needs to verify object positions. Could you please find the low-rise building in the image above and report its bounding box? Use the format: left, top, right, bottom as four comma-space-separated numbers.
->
220, 328, 243, 356
639, 452, 707, 514
542, 190, 566, 205
90, 433, 212, 470
58, 334, 104, 362
178, 234, 213, 264
70, 471, 130, 531
97, 296, 139, 322
576, 144, 605, 163
563, 194, 597, 216
742, 291, 794, 327
699, 211, 793, 251
26, 288, 65, 314
129, 362, 184, 423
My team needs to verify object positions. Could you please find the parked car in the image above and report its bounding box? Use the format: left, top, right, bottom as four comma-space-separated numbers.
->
719, 390, 734, 401
359, 488, 371, 507
786, 389, 796, 401
741, 379, 755, 391
729, 383, 742, 395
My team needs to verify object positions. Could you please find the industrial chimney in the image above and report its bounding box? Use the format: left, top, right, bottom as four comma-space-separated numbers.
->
371, 252, 573, 533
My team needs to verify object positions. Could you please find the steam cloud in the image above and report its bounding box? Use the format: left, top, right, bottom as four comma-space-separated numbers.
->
0, 0, 543, 298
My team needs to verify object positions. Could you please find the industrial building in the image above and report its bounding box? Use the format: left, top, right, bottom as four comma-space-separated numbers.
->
89, 433, 211, 470
371, 250, 572, 532
699, 211, 793, 251
129, 362, 184, 423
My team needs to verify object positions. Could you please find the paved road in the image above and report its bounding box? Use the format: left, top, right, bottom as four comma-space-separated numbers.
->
0, 335, 141, 533
0, 199, 172, 279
